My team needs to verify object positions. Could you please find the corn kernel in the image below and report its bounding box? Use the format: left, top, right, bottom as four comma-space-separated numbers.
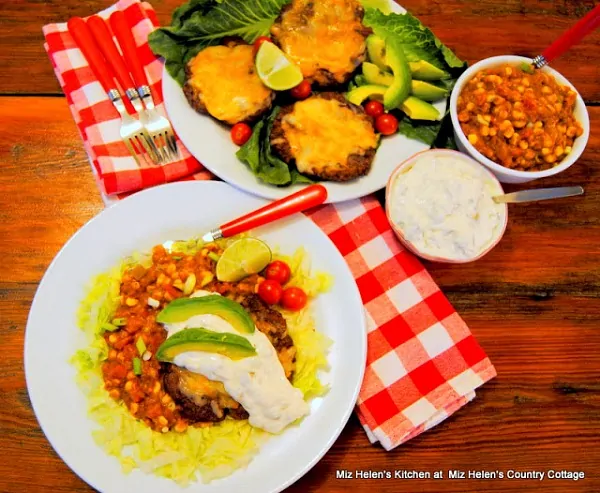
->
466, 102, 475, 111
542, 86, 552, 94
477, 115, 489, 126
468, 133, 478, 145
498, 120, 511, 131
541, 147, 551, 156
544, 154, 557, 164
534, 121, 543, 128
522, 78, 530, 87
554, 146, 564, 157
517, 86, 525, 93
519, 141, 529, 150
564, 146, 572, 154
125, 297, 138, 307
504, 127, 515, 139
505, 67, 512, 76
481, 126, 490, 137
489, 128, 497, 136
513, 120, 527, 128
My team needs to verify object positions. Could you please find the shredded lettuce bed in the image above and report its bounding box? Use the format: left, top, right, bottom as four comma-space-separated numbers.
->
71, 242, 332, 485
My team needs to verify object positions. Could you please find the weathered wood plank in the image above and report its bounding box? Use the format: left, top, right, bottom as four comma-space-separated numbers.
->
0, 0, 599, 100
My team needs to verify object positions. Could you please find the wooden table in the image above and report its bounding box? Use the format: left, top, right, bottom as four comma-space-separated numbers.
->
2, 1, 599, 492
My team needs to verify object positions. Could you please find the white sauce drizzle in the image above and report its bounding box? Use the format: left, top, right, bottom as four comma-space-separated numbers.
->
163, 290, 309, 434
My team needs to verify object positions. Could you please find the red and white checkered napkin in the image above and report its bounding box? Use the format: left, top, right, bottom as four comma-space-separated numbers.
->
44, 0, 496, 451
42, 0, 212, 196
306, 198, 496, 450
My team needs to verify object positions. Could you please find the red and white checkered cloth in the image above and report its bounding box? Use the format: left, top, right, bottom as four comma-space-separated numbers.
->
43, 0, 212, 196
43, 0, 496, 451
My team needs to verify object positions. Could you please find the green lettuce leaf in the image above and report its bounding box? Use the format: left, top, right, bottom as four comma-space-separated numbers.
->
149, 0, 290, 86
398, 117, 442, 146
358, 0, 392, 13
363, 8, 465, 72
236, 107, 314, 186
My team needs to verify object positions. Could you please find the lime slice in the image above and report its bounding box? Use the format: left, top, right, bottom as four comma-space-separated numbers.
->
255, 42, 303, 91
216, 238, 272, 282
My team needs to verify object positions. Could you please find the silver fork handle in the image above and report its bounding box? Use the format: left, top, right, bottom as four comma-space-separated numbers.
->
107, 89, 130, 118
137, 85, 156, 111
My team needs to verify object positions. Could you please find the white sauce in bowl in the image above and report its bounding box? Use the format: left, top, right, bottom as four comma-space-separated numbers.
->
163, 290, 309, 434
388, 153, 507, 261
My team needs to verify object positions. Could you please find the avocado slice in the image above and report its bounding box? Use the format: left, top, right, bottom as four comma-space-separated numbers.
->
156, 327, 257, 362
400, 96, 441, 121
383, 38, 412, 110
346, 84, 387, 106
363, 62, 394, 86
366, 35, 389, 72
409, 61, 450, 81
156, 295, 255, 333
411, 80, 448, 101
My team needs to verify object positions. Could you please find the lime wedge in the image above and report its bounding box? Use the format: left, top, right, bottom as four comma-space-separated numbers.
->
216, 238, 272, 282
255, 42, 303, 91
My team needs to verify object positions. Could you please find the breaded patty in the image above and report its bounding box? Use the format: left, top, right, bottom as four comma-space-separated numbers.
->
183, 44, 274, 125
162, 295, 296, 424
270, 0, 371, 86
271, 93, 379, 182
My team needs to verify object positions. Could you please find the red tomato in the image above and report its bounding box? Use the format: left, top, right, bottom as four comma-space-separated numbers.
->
231, 123, 253, 146
290, 80, 312, 100
264, 260, 291, 285
257, 280, 283, 305
364, 100, 385, 118
253, 36, 272, 52
280, 287, 307, 311
375, 113, 399, 135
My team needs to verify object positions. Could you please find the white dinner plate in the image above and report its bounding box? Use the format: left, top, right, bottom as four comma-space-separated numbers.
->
24, 181, 366, 493
162, 1, 447, 203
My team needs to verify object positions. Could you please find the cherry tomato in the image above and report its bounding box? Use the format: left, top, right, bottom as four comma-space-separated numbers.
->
290, 80, 312, 100
231, 123, 253, 146
253, 36, 272, 52
280, 287, 307, 311
257, 280, 283, 305
364, 100, 385, 118
375, 113, 399, 135
264, 260, 291, 285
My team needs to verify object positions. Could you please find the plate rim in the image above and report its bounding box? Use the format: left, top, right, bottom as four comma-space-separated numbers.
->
24, 180, 367, 493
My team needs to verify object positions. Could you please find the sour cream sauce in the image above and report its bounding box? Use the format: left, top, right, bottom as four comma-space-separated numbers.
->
163, 290, 309, 434
389, 154, 507, 261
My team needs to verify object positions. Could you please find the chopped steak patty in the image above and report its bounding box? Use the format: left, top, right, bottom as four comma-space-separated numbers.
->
271, 92, 379, 182
270, 0, 371, 86
183, 44, 274, 125
162, 294, 296, 423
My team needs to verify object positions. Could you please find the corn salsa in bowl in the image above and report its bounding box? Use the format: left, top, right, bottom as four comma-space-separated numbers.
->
450, 55, 589, 184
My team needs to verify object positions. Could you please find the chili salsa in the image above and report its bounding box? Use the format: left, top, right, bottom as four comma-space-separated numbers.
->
457, 63, 583, 171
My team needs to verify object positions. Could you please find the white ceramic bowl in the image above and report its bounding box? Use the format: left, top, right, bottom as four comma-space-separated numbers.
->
449, 55, 590, 184
385, 149, 508, 263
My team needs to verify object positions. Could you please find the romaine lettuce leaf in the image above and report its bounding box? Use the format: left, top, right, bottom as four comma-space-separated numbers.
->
363, 8, 466, 71
149, 0, 290, 86
236, 107, 314, 186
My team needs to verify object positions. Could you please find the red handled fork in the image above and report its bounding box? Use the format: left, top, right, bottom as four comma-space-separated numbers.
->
532, 4, 600, 68
110, 11, 179, 161
68, 17, 160, 165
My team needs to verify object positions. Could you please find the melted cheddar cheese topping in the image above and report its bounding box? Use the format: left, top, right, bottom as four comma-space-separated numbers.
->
271, 0, 367, 83
187, 45, 272, 124
282, 98, 378, 174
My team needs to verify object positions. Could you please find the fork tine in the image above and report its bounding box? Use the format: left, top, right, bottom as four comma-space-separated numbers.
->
152, 132, 176, 163
166, 131, 179, 157
138, 133, 162, 164
124, 137, 142, 166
